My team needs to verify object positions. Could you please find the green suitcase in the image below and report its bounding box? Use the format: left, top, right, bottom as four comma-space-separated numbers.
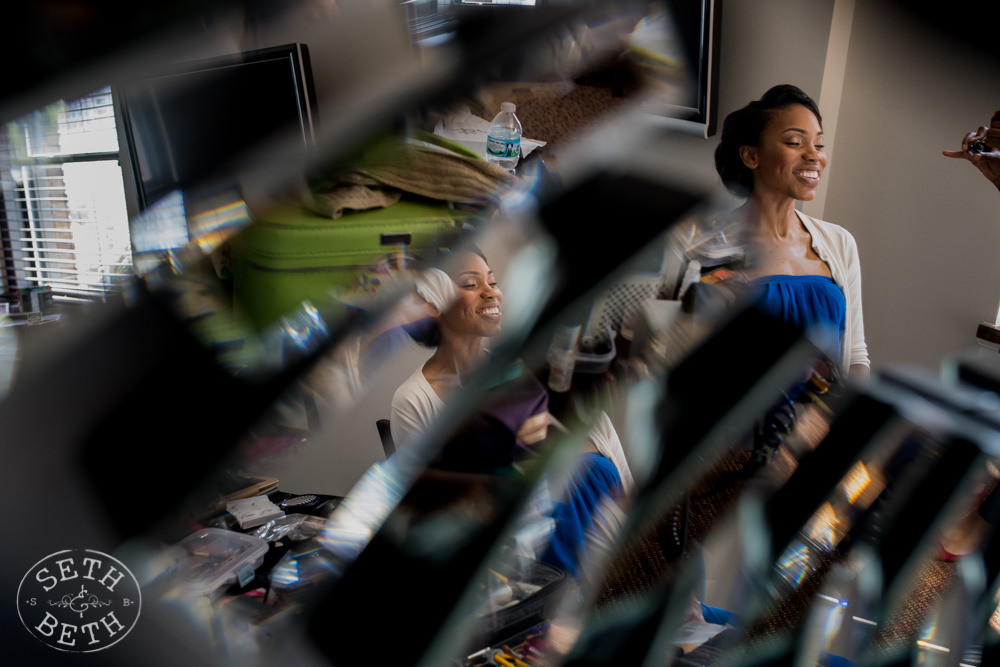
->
230, 198, 472, 330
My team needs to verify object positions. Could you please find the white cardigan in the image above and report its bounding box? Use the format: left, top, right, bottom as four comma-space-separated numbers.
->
795, 209, 870, 373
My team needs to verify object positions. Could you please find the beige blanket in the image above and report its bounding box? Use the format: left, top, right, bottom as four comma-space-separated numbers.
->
308, 134, 516, 218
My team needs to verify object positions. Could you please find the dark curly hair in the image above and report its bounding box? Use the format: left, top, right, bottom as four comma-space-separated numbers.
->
714, 84, 823, 197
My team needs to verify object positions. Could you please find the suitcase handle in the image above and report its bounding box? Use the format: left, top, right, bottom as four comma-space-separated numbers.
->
380, 232, 412, 246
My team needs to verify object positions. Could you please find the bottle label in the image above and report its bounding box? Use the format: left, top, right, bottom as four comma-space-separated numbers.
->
487, 135, 520, 158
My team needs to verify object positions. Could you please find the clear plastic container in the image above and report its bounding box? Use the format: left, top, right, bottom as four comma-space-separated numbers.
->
575, 326, 617, 374
173, 527, 269, 596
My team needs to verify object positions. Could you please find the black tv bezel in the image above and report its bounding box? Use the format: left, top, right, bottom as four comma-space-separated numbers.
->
653, 0, 721, 137
117, 42, 317, 213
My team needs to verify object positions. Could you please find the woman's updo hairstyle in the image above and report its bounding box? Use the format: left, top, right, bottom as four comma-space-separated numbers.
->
714, 84, 822, 197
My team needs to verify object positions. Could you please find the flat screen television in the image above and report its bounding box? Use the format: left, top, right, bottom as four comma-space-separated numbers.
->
660, 0, 721, 136
445, 0, 720, 137
117, 43, 317, 211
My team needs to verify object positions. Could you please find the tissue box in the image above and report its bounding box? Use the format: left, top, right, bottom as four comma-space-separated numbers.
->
227, 495, 284, 528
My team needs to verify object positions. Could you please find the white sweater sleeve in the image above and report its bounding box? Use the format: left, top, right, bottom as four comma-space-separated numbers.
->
840, 230, 870, 370
389, 367, 445, 448
798, 211, 869, 372
586, 411, 635, 495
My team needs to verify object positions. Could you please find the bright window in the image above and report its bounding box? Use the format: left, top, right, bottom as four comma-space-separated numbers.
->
0, 86, 133, 310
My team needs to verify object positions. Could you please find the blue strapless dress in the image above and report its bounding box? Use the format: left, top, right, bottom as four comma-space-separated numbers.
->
752, 274, 846, 359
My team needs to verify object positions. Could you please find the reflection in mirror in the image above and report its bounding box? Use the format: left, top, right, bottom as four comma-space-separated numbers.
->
3, 4, 745, 665
553, 304, 824, 665
141, 168, 716, 664
791, 428, 985, 665
9, 3, 1000, 667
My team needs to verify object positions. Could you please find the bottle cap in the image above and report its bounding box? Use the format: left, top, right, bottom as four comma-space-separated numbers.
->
500, 102, 516, 113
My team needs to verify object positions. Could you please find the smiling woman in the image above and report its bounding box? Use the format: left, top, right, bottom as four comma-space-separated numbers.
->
390, 247, 541, 454
712, 84, 870, 380
435, 250, 504, 349
388, 246, 633, 576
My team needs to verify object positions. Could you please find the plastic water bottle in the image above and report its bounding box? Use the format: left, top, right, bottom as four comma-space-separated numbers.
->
486, 102, 522, 173
547, 324, 580, 393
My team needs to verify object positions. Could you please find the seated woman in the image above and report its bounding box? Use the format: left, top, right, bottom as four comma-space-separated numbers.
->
390, 247, 633, 575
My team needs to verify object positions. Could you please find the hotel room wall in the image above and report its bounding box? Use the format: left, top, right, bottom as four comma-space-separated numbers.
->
815, 1, 1000, 372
